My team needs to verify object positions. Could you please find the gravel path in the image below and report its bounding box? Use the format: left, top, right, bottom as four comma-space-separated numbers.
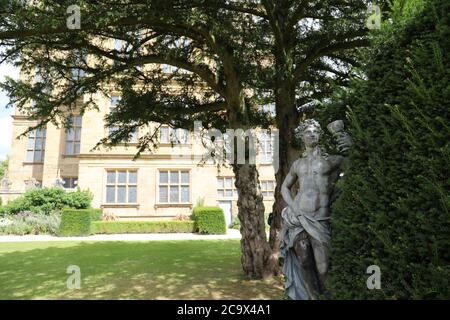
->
0, 228, 242, 242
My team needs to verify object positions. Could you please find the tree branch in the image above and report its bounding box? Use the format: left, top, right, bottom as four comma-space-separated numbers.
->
293, 38, 369, 82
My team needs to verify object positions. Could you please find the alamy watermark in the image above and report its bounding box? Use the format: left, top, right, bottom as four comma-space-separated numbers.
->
366, 3, 382, 30
168, 121, 280, 172
67, 265, 81, 289
366, 265, 381, 290
66, 5, 81, 30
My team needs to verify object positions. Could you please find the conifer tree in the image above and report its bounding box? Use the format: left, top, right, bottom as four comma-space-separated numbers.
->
324, 0, 450, 299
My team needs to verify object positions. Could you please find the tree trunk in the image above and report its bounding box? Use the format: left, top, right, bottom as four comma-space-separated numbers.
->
233, 162, 276, 279
269, 81, 299, 270
227, 90, 278, 279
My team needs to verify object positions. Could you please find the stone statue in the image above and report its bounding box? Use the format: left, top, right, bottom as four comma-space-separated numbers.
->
279, 119, 352, 300
53, 169, 65, 188
24, 178, 41, 190
54, 177, 65, 188
0, 169, 12, 191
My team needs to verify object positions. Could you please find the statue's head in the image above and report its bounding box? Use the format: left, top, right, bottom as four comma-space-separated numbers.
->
295, 119, 323, 148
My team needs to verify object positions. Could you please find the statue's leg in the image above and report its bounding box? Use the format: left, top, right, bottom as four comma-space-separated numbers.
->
293, 231, 321, 299
310, 237, 330, 294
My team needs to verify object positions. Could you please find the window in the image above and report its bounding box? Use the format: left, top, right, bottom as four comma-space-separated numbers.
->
105, 170, 138, 204
26, 128, 46, 163
63, 177, 78, 189
259, 132, 275, 164
31, 68, 50, 111
159, 127, 190, 144
217, 177, 237, 199
109, 96, 138, 143
65, 116, 82, 154
35, 67, 51, 94
109, 126, 139, 143
158, 170, 190, 203
261, 180, 275, 198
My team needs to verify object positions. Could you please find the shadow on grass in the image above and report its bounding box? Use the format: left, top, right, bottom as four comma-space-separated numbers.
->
0, 240, 284, 300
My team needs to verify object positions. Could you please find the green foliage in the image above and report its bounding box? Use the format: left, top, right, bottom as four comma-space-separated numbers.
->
0, 212, 61, 235
89, 208, 103, 221
62, 189, 94, 210
0, 187, 92, 216
58, 209, 91, 236
192, 206, 227, 235
0, 218, 32, 235
91, 220, 195, 234
231, 215, 241, 230
195, 197, 205, 208
0, 158, 7, 179
325, 0, 450, 299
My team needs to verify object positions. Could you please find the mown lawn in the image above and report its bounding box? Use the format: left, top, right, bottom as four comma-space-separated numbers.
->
0, 239, 284, 300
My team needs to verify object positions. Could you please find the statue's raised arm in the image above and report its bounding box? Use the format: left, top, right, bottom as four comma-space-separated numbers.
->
325, 120, 353, 171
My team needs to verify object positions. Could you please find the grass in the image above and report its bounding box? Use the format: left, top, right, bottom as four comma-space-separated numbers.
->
0, 239, 284, 300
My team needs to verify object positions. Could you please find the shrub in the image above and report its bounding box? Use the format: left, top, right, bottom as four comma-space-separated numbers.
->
91, 221, 195, 234
0, 219, 33, 235
58, 209, 91, 236
64, 189, 93, 210
89, 208, 103, 221
192, 206, 226, 235
0, 212, 61, 235
323, 0, 450, 299
231, 216, 241, 230
0, 187, 92, 215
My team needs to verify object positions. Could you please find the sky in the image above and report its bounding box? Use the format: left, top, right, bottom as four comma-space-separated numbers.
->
0, 63, 19, 161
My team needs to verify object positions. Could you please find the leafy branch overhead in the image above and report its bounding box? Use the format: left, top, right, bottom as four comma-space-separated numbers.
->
0, 0, 377, 153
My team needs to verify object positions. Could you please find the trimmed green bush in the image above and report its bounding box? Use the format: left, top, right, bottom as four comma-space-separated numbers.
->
0, 187, 92, 216
231, 215, 241, 230
192, 206, 227, 235
89, 209, 103, 221
58, 209, 91, 236
91, 221, 195, 234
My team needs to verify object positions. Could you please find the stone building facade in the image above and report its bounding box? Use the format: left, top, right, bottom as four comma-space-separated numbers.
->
1, 92, 276, 225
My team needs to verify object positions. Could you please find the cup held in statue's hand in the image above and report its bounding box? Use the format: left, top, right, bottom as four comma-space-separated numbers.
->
327, 120, 344, 135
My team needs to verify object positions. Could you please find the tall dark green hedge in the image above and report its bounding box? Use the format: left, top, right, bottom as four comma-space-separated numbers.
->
325, 0, 450, 299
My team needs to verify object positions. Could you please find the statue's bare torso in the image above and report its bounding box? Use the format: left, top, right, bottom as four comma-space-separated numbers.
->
287, 153, 343, 220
